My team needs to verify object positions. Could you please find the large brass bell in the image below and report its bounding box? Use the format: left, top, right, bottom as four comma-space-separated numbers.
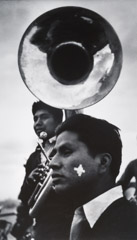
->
18, 6, 122, 109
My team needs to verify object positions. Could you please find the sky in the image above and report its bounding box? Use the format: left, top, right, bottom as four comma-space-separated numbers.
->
0, 0, 137, 200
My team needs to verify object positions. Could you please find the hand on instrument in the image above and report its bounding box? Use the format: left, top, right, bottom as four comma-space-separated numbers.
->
27, 163, 50, 185
117, 159, 137, 190
117, 159, 137, 203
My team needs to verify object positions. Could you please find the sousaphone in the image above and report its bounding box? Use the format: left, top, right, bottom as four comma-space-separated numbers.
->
18, 6, 122, 110
18, 6, 123, 216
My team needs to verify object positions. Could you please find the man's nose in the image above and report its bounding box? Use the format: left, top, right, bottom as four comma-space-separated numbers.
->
49, 155, 61, 169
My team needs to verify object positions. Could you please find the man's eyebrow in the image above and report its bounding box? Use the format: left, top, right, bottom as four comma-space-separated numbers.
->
40, 113, 49, 117
50, 142, 73, 157
61, 143, 74, 148
59, 143, 75, 151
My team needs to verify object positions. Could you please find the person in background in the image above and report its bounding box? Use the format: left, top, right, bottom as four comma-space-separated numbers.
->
50, 114, 137, 240
118, 158, 137, 203
11, 101, 74, 240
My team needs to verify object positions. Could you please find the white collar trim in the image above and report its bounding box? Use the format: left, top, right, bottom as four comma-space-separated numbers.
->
48, 136, 56, 144
83, 185, 123, 228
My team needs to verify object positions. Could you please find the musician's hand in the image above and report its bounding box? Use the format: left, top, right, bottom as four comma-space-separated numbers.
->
117, 159, 137, 191
116, 159, 137, 204
27, 163, 49, 184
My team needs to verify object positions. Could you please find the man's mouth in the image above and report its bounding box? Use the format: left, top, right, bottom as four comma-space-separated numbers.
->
36, 129, 44, 134
52, 173, 64, 182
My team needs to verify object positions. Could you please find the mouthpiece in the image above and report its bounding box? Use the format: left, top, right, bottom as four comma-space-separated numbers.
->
40, 131, 47, 140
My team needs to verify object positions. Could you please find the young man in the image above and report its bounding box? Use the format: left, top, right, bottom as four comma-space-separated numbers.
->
50, 114, 137, 240
18, 101, 63, 203
12, 101, 74, 240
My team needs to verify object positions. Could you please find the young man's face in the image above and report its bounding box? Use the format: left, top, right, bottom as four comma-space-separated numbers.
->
33, 109, 59, 139
50, 130, 100, 198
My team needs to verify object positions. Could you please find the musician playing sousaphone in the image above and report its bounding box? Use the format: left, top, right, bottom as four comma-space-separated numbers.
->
11, 5, 137, 240
11, 101, 77, 240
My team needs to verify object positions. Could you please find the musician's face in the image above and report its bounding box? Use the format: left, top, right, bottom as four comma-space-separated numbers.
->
33, 109, 59, 138
50, 131, 100, 198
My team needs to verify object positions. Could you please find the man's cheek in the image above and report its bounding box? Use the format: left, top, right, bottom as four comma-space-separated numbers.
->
73, 164, 86, 177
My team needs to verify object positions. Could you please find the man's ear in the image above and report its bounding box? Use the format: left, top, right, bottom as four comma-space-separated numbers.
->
98, 153, 112, 174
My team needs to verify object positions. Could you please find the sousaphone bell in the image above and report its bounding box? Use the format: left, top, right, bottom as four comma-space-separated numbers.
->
18, 6, 122, 110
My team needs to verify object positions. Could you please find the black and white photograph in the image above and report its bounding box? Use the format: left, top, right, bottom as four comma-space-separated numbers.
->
0, 0, 137, 239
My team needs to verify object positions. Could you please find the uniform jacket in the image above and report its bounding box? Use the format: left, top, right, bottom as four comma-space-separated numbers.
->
70, 186, 137, 240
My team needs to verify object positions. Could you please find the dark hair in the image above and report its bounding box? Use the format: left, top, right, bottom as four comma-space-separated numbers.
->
32, 101, 63, 123
56, 114, 122, 179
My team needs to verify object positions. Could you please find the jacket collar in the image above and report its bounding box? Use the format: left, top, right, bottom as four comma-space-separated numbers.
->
83, 185, 123, 228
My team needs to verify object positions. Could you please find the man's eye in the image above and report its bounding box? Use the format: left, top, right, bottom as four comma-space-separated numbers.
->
41, 116, 48, 120
42, 114, 50, 119
34, 117, 37, 122
63, 149, 72, 156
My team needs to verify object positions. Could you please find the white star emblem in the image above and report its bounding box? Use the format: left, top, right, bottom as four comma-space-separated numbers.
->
74, 164, 86, 177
